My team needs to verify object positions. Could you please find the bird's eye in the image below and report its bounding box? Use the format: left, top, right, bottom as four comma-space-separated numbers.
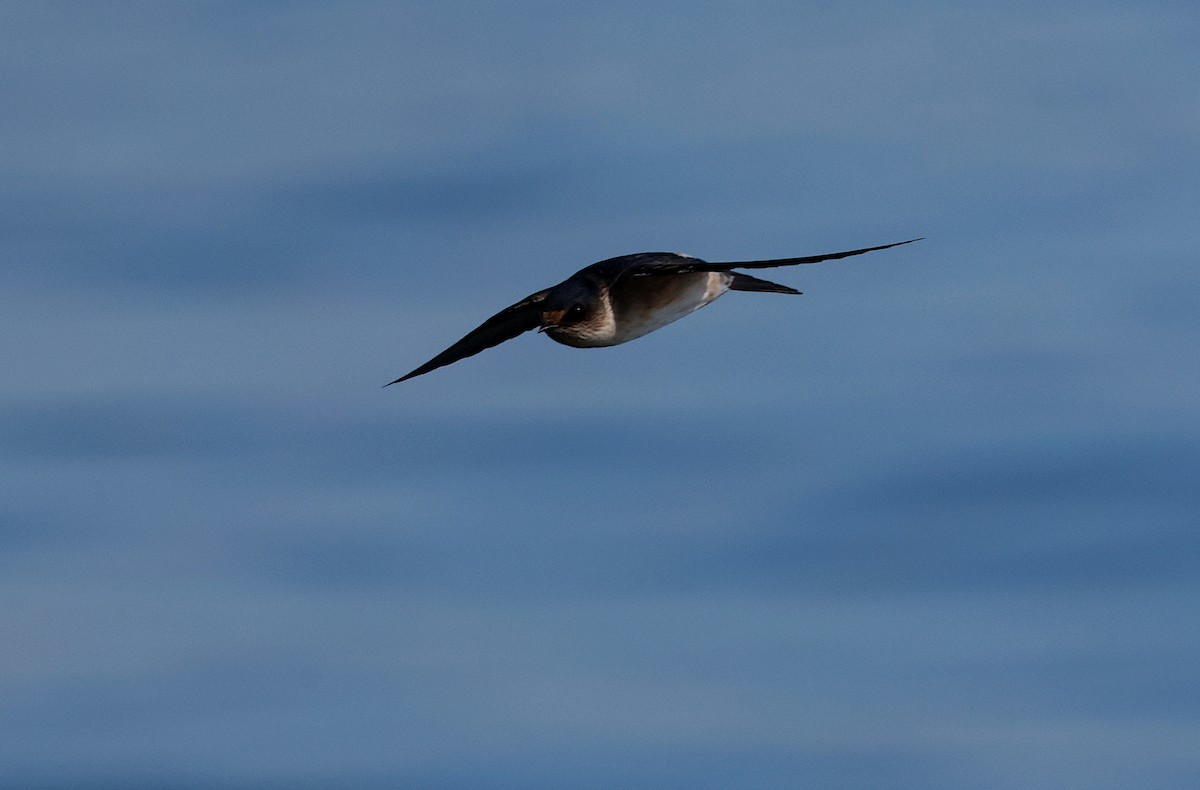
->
566, 303, 587, 319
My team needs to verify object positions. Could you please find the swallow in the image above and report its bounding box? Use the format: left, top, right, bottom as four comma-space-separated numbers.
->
386, 237, 921, 385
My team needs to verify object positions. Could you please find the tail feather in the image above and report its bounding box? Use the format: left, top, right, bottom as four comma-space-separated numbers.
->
728, 272, 802, 295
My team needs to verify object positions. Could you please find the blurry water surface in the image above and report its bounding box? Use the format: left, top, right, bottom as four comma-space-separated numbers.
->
2, 3, 1198, 788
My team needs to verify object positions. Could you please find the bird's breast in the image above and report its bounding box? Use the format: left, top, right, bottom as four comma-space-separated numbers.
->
607, 271, 731, 344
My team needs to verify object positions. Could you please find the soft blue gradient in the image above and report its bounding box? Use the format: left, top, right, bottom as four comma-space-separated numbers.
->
2, 3, 1198, 788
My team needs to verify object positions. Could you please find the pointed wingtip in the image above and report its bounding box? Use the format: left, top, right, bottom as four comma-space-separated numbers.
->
385, 363, 438, 387
383, 373, 412, 388
865, 236, 924, 254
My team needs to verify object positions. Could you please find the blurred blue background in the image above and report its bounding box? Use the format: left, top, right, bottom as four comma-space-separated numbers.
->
2, 2, 1198, 788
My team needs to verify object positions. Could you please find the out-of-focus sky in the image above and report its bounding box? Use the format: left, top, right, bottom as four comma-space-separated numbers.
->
2, 3, 1198, 788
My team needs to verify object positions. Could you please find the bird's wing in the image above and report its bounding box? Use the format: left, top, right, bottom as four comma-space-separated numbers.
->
625, 238, 922, 277
386, 289, 549, 385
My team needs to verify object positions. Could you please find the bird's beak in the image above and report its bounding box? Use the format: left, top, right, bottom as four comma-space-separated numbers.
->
539, 309, 565, 332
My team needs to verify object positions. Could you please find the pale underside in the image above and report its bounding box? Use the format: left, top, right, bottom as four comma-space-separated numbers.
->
546, 271, 731, 348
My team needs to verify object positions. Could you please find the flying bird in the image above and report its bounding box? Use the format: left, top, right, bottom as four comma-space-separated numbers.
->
387, 238, 920, 385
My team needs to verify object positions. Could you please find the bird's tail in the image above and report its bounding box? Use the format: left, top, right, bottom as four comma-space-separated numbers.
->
728, 272, 801, 295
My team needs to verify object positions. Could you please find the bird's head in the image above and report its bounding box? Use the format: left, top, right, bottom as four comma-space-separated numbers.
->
538, 279, 612, 347
539, 281, 595, 330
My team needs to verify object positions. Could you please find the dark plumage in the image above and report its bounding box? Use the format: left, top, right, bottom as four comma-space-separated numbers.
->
387, 238, 921, 385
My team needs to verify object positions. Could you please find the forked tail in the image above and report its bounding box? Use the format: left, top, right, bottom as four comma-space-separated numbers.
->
728, 272, 802, 295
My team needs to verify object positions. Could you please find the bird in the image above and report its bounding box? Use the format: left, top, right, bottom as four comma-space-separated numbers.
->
386, 237, 921, 385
